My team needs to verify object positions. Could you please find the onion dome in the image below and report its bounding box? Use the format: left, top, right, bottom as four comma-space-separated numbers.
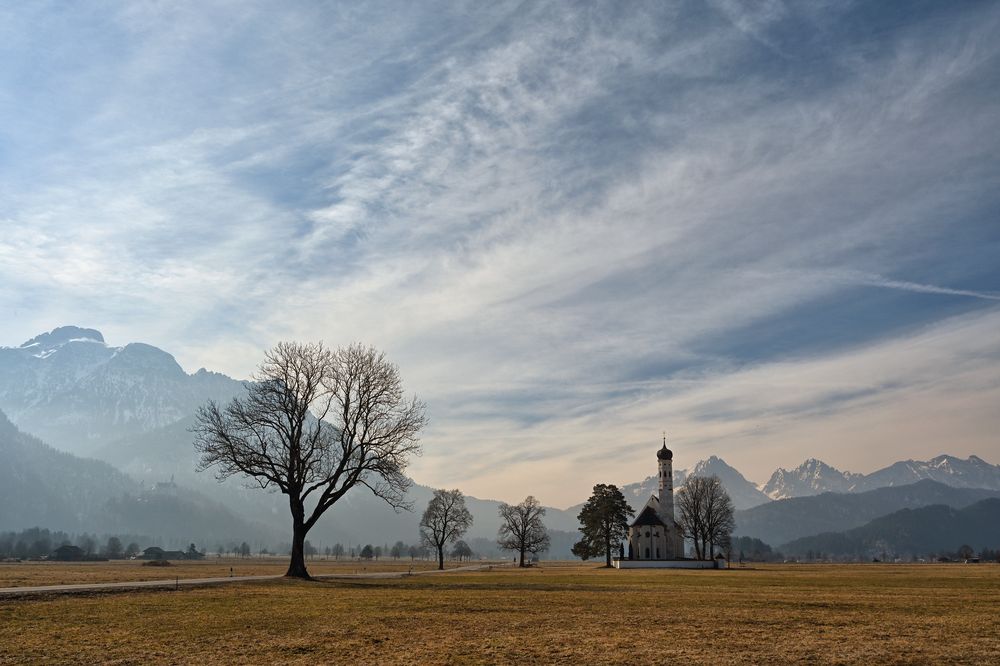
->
657, 436, 673, 461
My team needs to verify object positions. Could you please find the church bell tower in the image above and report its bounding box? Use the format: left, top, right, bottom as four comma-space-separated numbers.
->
656, 433, 674, 525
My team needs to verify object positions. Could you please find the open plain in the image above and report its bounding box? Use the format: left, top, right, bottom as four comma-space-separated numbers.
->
0, 557, 447, 588
1, 562, 998, 664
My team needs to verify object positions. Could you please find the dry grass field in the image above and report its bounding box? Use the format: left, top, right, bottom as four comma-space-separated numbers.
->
0, 557, 449, 587
1, 562, 998, 664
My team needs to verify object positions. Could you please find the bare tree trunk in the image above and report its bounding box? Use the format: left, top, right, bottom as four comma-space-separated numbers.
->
437, 544, 445, 570
519, 548, 525, 567
286, 504, 309, 578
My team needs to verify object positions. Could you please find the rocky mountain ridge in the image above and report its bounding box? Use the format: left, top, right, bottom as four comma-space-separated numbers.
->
0, 326, 244, 455
760, 454, 1000, 500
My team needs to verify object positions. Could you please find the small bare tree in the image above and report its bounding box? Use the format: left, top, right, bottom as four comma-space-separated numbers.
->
497, 496, 550, 567
703, 477, 735, 559
420, 489, 473, 570
677, 476, 710, 559
194, 341, 425, 579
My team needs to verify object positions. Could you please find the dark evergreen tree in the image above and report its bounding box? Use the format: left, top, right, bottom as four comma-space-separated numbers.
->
450, 540, 473, 562
105, 536, 123, 559
572, 484, 634, 567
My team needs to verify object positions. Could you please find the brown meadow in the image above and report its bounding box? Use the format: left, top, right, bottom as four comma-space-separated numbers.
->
0, 557, 445, 588
1, 562, 998, 664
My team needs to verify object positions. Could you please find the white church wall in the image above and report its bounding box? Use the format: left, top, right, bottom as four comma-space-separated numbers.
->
612, 559, 720, 569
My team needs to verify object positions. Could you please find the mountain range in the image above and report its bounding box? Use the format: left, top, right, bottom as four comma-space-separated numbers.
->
761, 455, 1000, 499
0, 326, 243, 455
0, 409, 274, 546
782, 498, 1000, 559
733, 479, 1000, 548
2, 326, 1000, 556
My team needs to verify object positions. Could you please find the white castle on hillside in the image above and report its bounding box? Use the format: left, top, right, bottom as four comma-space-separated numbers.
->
626, 436, 686, 560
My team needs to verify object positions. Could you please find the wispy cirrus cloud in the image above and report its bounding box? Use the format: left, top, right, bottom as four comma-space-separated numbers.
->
1, 1, 999, 504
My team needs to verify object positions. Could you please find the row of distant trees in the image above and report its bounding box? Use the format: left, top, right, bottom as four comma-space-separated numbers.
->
1, 528, 156, 560
825, 545, 1000, 564
209, 539, 481, 562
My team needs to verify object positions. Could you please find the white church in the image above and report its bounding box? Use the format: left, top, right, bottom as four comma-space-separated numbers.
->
614, 437, 721, 569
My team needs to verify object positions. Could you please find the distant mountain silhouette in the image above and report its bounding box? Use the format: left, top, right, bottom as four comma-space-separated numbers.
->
0, 408, 276, 545
783, 498, 1000, 558
734, 480, 1000, 547
851, 455, 1000, 492
762, 455, 1000, 499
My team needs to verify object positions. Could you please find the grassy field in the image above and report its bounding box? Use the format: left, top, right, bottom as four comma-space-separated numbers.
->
0, 557, 451, 587
1, 563, 998, 664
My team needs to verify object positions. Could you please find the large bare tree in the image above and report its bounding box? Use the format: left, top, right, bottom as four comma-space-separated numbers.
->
419, 489, 473, 570
193, 341, 425, 578
677, 475, 734, 560
497, 496, 550, 567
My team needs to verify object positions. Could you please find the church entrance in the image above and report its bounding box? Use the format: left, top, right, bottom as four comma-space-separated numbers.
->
644, 547, 650, 559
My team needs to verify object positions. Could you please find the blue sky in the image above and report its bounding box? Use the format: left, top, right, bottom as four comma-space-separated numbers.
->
1, 1, 999, 505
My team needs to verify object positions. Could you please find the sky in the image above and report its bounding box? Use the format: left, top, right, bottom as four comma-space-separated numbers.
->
1, 1, 999, 507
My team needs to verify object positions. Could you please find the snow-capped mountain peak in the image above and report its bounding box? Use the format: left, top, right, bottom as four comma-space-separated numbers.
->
854, 454, 1000, 492
762, 458, 859, 499
0, 326, 244, 455
20, 326, 105, 351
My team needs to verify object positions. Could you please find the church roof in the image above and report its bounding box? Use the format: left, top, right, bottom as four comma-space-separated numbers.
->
631, 505, 666, 527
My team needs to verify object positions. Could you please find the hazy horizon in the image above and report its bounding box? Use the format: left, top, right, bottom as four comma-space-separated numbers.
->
3, 2, 999, 507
